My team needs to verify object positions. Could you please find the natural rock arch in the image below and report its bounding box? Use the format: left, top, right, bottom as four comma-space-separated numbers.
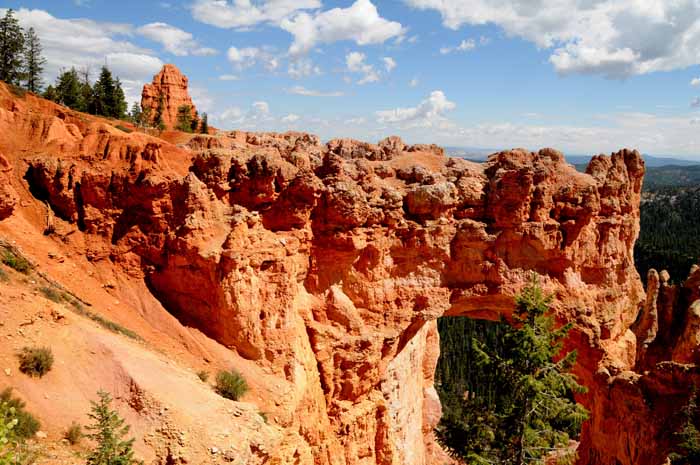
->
24, 121, 659, 464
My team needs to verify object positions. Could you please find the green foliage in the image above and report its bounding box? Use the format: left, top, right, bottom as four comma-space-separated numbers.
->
22, 27, 44, 93
65, 422, 82, 445
17, 346, 54, 378
128, 102, 142, 126
1, 249, 31, 274
196, 370, 209, 382
0, 389, 40, 440
0, 9, 25, 86
215, 369, 248, 401
90, 67, 127, 119
114, 125, 132, 134
200, 112, 208, 134
85, 390, 140, 465
0, 401, 19, 465
635, 187, 700, 284
67, 300, 141, 340
175, 104, 194, 133
670, 387, 700, 465
53, 68, 87, 112
39, 286, 63, 303
436, 278, 588, 465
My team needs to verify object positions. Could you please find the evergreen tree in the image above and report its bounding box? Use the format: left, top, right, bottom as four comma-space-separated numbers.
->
154, 93, 165, 129
0, 9, 24, 86
140, 106, 152, 129
91, 66, 116, 117
175, 104, 193, 132
129, 102, 142, 126
112, 78, 127, 119
22, 27, 44, 92
200, 112, 208, 134
670, 386, 700, 465
436, 278, 589, 465
54, 68, 86, 111
190, 109, 199, 132
85, 390, 139, 465
43, 84, 58, 102
78, 67, 93, 114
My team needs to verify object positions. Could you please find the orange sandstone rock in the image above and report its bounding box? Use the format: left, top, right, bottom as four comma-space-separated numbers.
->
141, 64, 197, 130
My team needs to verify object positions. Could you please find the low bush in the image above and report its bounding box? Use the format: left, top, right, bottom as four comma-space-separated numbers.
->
17, 346, 54, 378
0, 388, 40, 440
1, 250, 31, 274
65, 422, 82, 445
39, 286, 63, 303
115, 124, 132, 133
215, 369, 248, 401
197, 370, 209, 382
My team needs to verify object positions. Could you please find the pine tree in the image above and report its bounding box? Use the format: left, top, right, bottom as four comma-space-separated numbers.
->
129, 102, 142, 126
176, 104, 193, 132
0, 9, 25, 86
670, 386, 700, 465
78, 67, 93, 114
140, 106, 152, 129
154, 93, 165, 129
112, 78, 127, 119
436, 277, 589, 465
200, 112, 208, 134
91, 66, 116, 117
43, 84, 58, 102
85, 390, 139, 465
22, 27, 44, 92
55, 68, 86, 111
190, 109, 199, 133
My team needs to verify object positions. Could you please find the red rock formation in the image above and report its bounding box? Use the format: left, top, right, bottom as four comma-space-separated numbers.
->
141, 64, 197, 130
4, 79, 700, 465
0, 153, 17, 220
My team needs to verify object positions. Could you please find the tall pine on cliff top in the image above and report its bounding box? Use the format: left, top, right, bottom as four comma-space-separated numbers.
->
436, 278, 589, 465
0, 9, 25, 86
22, 27, 44, 92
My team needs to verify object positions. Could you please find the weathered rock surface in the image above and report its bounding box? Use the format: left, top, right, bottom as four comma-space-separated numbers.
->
141, 64, 196, 129
4, 79, 700, 465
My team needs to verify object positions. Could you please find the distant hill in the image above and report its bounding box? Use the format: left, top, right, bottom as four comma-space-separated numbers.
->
445, 146, 700, 168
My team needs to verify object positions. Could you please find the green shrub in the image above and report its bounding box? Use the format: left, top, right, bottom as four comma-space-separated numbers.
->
114, 125, 132, 133
65, 422, 82, 445
215, 369, 248, 401
196, 370, 209, 382
85, 390, 139, 465
0, 388, 40, 440
1, 250, 31, 274
66, 300, 141, 340
17, 346, 54, 378
39, 286, 63, 303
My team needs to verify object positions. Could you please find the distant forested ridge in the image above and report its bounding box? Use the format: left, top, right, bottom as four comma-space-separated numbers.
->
635, 187, 700, 284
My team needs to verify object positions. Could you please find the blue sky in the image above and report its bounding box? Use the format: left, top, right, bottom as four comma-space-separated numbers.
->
4, 0, 700, 158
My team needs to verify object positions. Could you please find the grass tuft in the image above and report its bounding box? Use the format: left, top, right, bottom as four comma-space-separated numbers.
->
215, 369, 248, 401
65, 422, 82, 445
1, 249, 32, 274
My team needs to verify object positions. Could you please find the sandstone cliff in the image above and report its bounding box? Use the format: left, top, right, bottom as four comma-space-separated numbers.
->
0, 80, 698, 465
141, 64, 197, 129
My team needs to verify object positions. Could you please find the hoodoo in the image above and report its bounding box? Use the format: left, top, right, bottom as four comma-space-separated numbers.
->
141, 64, 197, 130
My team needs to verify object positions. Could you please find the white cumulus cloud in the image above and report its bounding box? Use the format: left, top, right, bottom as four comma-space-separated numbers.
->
404, 0, 700, 78
383, 57, 397, 72
281, 0, 404, 55
227, 46, 278, 70
346, 51, 380, 84
376, 90, 456, 127
137, 22, 217, 56
440, 38, 476, 55
191, 0, 321, 29
288, 58, 322, 78
287, 85, 344, 97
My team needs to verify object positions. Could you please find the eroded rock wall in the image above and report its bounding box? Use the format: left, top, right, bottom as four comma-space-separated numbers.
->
3, 80, 693, 465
